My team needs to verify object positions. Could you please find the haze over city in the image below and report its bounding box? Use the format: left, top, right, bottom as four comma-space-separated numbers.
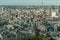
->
0, 0, 60, 5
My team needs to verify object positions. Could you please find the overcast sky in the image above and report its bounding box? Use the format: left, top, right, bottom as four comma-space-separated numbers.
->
0, 0, 60, 5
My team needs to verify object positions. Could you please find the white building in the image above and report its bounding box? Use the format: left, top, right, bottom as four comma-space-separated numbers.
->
51, 10, 58, 17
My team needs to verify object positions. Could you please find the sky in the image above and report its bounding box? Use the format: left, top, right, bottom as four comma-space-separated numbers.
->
0, 0, 60, 5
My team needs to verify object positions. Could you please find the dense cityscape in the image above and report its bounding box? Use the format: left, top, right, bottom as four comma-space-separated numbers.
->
0, 6, 60, 40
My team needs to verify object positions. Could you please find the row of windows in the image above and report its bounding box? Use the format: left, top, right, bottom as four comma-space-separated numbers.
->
46, 27, 60, 32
